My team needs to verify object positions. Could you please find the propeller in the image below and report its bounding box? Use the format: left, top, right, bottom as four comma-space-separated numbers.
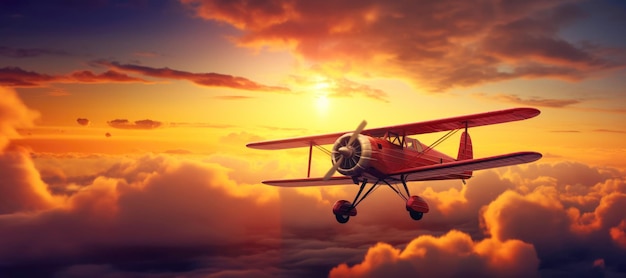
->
323, 120, 367, 180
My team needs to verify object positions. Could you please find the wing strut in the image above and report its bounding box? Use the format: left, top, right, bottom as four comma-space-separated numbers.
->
307, 142, 313, 178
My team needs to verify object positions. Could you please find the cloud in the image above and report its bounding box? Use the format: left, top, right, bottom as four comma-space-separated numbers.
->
214, 95, 255, 100
289, 74, 388, 102
0, 149, 61, 214
0, 66, 149, 87
0, 87, 39, 150
68, 70, 148, 83
0, 88, 59, 214
0, 67, 56, 87
97, 60, 291, 92
493, 93, 581, 108
594, 129, 626, 134
76, 118, 90, 126
182, 0, 626, 91
107, 119, 163, 130
2, 84, 626, 277
1, 149, 626, 276
0, 46, 70, 58
0, 153, 281, 273
329, 230, 539, 278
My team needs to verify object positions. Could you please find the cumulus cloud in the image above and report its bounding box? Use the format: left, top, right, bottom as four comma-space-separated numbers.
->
2, 86, 626, 276
0, 87, 39, 150
107, 119, 163, 130
329, 230, 539, 278
0, 154, 281, 273
182, 0, 626, 91
0, 88, 59, 214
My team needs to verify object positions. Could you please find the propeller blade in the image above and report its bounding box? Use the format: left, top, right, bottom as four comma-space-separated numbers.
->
323, 156, 343, 180
348, 120, 367, 145
323, 120, 367, 181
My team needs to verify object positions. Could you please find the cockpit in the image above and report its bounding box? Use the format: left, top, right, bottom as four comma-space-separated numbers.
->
382, 131, 423, 152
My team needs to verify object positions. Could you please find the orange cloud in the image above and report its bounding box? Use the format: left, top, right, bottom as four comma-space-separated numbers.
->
610, 220, 626, 249
0, 149, 61, 214
492, 93, 581, 108
0, 66, 148, 87
0, 87, 39, 150
97, 61, 291, 92
1, 63, 288, 92
182, 0, 626, 91
329, 230, 539, 278
288, 74, 388, 101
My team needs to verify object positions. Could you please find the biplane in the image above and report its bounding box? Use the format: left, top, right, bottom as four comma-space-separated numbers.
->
247, 108, 542, 223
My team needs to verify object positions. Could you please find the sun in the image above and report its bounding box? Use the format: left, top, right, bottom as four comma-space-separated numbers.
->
315, 94, 330, 114
311, 78, 332, 115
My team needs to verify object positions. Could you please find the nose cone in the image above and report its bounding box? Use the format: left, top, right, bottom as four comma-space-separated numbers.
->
338, 146, 353, 158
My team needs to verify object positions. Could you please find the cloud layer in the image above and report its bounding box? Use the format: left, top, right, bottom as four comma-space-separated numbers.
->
0, 62, 290, 92
2, 87, 626, 276
183, 0, 626, 91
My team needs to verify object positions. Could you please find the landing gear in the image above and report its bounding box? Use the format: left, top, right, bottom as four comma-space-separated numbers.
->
335, 214, 350, 223
332, 200, 357, 224
409, 210, 423, 220
331, 176, 430, 223
331, 180, 378, 223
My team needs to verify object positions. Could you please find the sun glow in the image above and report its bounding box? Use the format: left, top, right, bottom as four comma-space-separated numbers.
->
311, 77, 332, 115
315, 94, 330, 114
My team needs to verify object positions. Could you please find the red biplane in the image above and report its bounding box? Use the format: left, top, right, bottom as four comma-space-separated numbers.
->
247, 108, 541, 223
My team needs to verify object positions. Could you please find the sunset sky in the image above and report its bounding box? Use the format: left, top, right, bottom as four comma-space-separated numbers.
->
1, 0, 626, 277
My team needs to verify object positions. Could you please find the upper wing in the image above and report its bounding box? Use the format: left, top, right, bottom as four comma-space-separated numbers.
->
262, 176, 355, 187
394, 151, 542, 181
247, 107, 540, 150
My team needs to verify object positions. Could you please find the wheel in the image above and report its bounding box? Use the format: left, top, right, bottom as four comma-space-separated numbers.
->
335, 214, 350, 223
409, 210, 423, 221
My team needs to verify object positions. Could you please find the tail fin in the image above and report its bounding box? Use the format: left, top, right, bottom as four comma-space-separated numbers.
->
457, 131, 473, 160
457, 131, 473, 177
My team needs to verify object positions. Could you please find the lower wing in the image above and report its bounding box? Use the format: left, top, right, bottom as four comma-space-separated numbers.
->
262, 152, 541, 187
396, 151, 541, 181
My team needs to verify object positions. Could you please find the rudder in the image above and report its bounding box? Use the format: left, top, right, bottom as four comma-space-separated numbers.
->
457, 131, 473, 177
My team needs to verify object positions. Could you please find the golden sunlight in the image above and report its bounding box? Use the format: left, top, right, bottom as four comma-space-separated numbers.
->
315, 93, 330, 114
312, 77, 332, 115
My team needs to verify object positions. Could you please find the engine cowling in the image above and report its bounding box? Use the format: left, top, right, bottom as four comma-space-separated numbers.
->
330, 133, 372, 177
